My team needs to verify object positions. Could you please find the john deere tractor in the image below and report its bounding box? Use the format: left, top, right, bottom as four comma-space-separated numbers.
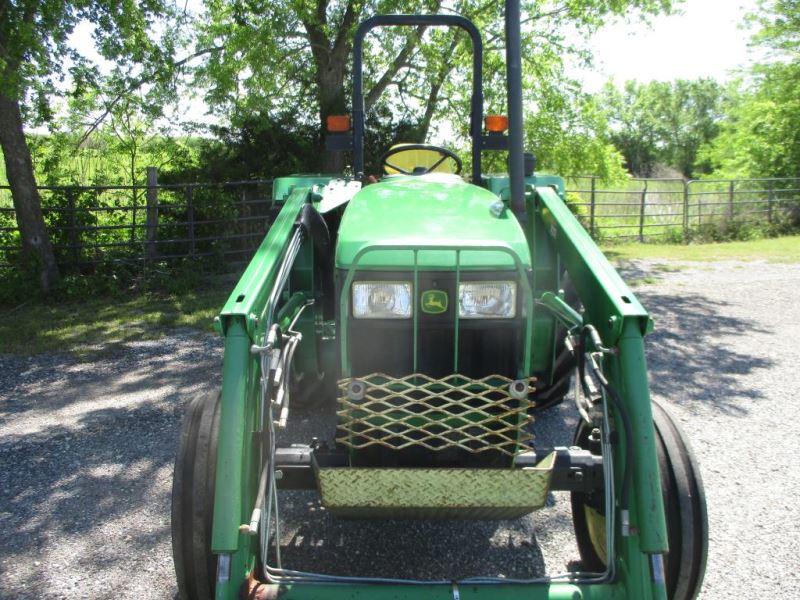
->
171, 4, 708, 599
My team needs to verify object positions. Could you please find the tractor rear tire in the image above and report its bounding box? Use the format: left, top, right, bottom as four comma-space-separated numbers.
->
172, 390, 221, 600
571, 398, 708, 599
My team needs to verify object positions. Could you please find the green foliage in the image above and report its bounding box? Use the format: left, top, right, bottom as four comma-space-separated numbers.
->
524, 87, 626, 181
699, 67, 800, 179
18, 130, 198, 187
564, 191, 590, 220
699, 1, 800, 179
599, 78, 725, 177
749, 0, 800, 54
0, 0, 183, 119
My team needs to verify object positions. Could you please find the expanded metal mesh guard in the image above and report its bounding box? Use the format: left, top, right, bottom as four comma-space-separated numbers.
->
337, 373, 534, 456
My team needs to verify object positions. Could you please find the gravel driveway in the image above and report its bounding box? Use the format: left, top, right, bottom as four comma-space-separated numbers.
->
1, 259, 798, 598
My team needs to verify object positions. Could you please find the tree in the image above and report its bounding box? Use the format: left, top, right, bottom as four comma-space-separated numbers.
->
599, 78, 725, 177
0, 0, 181, 292
523, 84, 626, 181
196, 0, 678, 176
700, 1, 800, 178
197, 0, 445, 173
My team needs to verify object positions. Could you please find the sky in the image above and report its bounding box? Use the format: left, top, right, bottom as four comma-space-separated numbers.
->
575, 0, 761, 91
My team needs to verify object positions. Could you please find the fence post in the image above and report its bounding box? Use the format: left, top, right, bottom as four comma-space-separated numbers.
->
682, 180, 690, 238
728, 180, 735, 220
145, 167, 159, 261
130, 188, 138, 246
66, 188, 79, 269
186, 185, 195, 259
639, 180, 648, 242
589, 176, 597, 238
767, 180, 774, 224
697, 183, 702, 227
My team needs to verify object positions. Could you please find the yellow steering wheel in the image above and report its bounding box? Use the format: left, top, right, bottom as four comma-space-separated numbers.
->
380, 143, 463, 175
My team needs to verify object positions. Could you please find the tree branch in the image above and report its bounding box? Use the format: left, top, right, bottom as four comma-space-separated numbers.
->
418, 36, 459, 140
332, 0, 361, 54
363, 0, 447, 110
76, 45, 223, 147
364, 24, 427, 111
484, 4, 571, 44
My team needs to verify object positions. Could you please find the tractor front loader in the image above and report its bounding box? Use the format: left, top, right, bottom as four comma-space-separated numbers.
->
171, 2, 708, 599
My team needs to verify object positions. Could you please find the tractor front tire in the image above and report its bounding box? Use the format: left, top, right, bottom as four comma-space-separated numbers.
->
571, 398, 708, 599
172, 390, 221, 600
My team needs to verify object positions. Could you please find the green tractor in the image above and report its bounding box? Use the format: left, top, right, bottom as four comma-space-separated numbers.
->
171, 4, 708, 599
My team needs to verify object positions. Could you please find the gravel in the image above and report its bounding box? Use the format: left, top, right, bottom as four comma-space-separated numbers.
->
1, 259, 798, 598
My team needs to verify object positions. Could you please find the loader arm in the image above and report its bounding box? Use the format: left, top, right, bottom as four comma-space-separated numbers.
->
532, 185, 669, 593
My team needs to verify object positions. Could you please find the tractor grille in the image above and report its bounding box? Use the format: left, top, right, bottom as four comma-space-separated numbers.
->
336, 373, 534, 462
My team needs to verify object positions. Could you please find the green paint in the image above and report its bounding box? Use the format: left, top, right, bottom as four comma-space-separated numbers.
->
211, 186, 324, 599
206, 179, 672, 599
206, 149, 674, 600
537, 290, 583, 330
238, 582, 636, 599
335, 173, 532, 270
272, 175, 335, 202
211, 319, 251, 552
421, 289, 448, 314
535, 186, 650, 344
220, 186, 310, 338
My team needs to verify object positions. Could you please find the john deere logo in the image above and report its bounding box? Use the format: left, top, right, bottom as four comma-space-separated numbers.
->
421, 290, 448, 314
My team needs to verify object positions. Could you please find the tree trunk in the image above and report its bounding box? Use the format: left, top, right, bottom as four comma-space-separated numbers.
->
0, 92, 60, 293
318, 64, 348, 174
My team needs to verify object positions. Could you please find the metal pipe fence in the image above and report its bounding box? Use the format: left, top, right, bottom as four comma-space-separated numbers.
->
565, 176, 800, 242
0, 177, 276, 275
1, 174, 798, 277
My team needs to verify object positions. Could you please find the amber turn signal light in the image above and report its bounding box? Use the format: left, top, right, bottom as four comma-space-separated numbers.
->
484, 114, 509, 133
327, 115, 351, 133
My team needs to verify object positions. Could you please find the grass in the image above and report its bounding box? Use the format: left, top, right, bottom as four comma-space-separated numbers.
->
0, 289, 227, 355
603, 235, 800, 263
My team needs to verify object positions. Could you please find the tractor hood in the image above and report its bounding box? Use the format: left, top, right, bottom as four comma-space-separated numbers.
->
335, 174, 531, 270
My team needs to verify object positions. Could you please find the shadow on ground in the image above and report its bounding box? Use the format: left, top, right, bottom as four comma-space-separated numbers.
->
0, 335, 220, 599
639, 290, 774, 416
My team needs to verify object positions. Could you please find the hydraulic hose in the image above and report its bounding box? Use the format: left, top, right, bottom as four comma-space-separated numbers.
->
578, 325, 634, 522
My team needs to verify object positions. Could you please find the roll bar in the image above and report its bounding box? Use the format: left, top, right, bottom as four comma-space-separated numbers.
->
504, 0, 526, 220
351, 4, 526, 221
351, 15, 484, 182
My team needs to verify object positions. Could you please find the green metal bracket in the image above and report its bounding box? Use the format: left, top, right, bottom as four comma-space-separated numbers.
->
219, 187, 311, 339
536, 291, 582, 330
275, 291, 311, 331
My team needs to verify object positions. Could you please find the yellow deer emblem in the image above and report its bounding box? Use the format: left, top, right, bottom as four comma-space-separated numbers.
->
421, 290, 448, 314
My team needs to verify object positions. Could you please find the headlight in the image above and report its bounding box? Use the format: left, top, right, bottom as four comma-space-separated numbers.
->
352, 281, 412, 319
459, 281, 516, 318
